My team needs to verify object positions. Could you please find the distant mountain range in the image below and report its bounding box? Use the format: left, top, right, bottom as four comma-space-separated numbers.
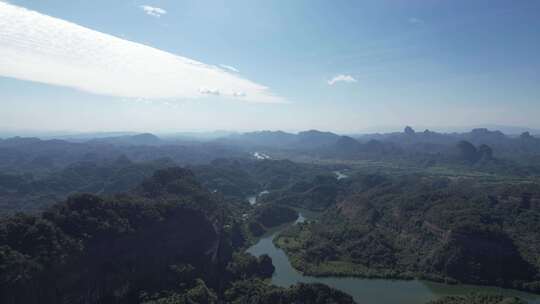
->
86, 133, 162, 146
355, 125, 540, 136
2, 125, 539, 140
2, 126, 540, 164
222, 130, 341, 149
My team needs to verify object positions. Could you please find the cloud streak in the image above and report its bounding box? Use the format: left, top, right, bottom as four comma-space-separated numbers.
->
0, 3, 282, 103
140, 5, 166, 17
327, 74, 357, 85
219, 64, 239, 73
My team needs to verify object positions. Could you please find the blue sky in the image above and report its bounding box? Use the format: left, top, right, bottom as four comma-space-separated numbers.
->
1, 0, 539, 134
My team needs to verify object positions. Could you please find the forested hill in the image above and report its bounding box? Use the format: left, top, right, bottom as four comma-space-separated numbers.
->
275, 172, 540, 293
0, 167, 227, 303
0, 167, 355, 304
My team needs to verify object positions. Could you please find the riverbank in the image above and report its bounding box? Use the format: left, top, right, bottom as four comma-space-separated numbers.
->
274, 218, 540, 295
247, 213, 540, 304
274, 230, 456, 283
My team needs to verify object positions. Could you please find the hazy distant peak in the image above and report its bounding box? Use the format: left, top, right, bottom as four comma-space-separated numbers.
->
86, 133, 162, 146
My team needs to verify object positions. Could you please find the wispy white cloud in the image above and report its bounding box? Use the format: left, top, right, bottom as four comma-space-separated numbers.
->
327, 74, 357, 85
232, 91, 246, 97
140, 5, 166, 17
0, 3, 282, 103
408, 17, 424, 24
199, 88, 220, 95
219, 64, 239, 73
199, 88, 247, 98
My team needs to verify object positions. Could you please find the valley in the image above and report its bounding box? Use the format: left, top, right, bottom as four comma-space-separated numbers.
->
1, 127, 540, 303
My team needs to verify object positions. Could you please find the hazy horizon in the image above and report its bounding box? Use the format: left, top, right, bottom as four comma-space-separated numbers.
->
1, 123, 540, 139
